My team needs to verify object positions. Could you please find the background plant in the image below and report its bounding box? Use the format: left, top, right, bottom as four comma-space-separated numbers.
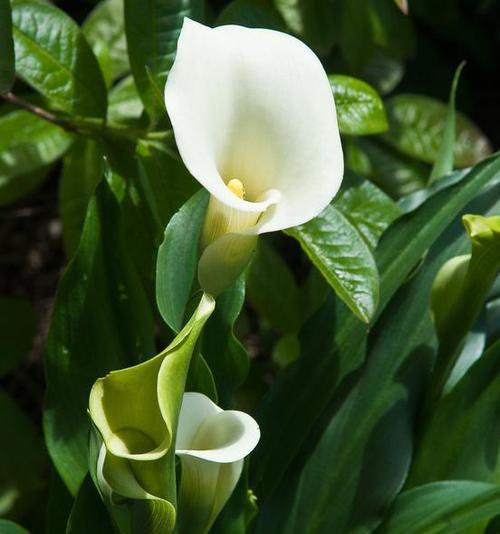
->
1, 0, 500, 533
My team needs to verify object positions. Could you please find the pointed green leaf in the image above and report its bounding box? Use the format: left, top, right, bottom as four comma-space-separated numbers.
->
252, 154, 500, 507
11, 0, 107, 118
329, 75, 388, 135
44, 181, 156, 495
282, 183, 500, 534
286, 204, 379, 323
156, 190, 208, 333
0, 0, 15, 94
429, 62, 465, 184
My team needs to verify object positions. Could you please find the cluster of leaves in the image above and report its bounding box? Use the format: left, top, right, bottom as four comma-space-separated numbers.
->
1, 0, 499, 533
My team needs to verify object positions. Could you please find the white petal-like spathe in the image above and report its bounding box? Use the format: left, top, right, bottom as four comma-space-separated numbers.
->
175, 393, 260, 533
176, 392, 260, 462
165, 18, 343, 233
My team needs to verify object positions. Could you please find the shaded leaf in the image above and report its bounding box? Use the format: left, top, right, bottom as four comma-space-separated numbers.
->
379, 481, 500, 534
345, 137, 428, 199
0, 0, 15, 94
384, 94, 491, 168
409, 338, 500, 486
274, 0, 338, 53
11, 0, 107, 118
44, 181, 156, 494
0, 389, 47, 519
217, 0, 284, 29
246, 240, 301, 334
0, 297, 37, 377
107, 75, 144, 126
59, 138, 103, 257
0, 520, 29, 534
66, 476, 114, 534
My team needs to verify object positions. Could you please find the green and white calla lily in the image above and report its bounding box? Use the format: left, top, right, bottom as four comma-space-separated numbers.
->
176, 392, 260, 534
165, 18, 343, 296
88, 294, 215, 532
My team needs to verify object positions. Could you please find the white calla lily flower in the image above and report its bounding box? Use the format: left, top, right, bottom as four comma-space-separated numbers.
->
175, 392, 260, 534
165, 18, 343, 295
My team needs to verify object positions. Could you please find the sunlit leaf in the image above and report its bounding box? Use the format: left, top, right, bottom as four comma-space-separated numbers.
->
11, 0, 107, 118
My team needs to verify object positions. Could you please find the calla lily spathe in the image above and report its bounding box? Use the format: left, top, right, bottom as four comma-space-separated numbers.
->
165, 18, 343, 295
176, 392, 260, 534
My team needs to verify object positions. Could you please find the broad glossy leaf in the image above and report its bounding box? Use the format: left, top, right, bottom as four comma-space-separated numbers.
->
251, 154, 500, 507
82, 0, 129, 84
0, 297, 37, 377
246, 240, 301, 334
156, 189, 208, 333
384, 94, 491, 167
287, 204, 379, 323
274, 0, 337, 54
217, 0, 284, 29
0, 521, 29, 534
379, 481, 500, 534
0, 110, 73, 205
0, 0, 15, 94
66, 476, 114, 534
334, 172, 401, 250
59, 138, 103, 257
330, 75, 388, 135
11, 0, 107, 118
0, 389, 47, 519
124, 0, 203, 118
345, 137, 427, 199
44, 181, 156, 494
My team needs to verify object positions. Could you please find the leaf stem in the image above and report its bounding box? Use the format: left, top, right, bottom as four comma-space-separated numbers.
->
1, 91, 79, 133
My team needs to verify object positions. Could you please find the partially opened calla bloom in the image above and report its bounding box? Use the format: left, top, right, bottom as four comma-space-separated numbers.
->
88, 294, 215, 532
176, 392, 260, 534
165, 19, 343, 295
